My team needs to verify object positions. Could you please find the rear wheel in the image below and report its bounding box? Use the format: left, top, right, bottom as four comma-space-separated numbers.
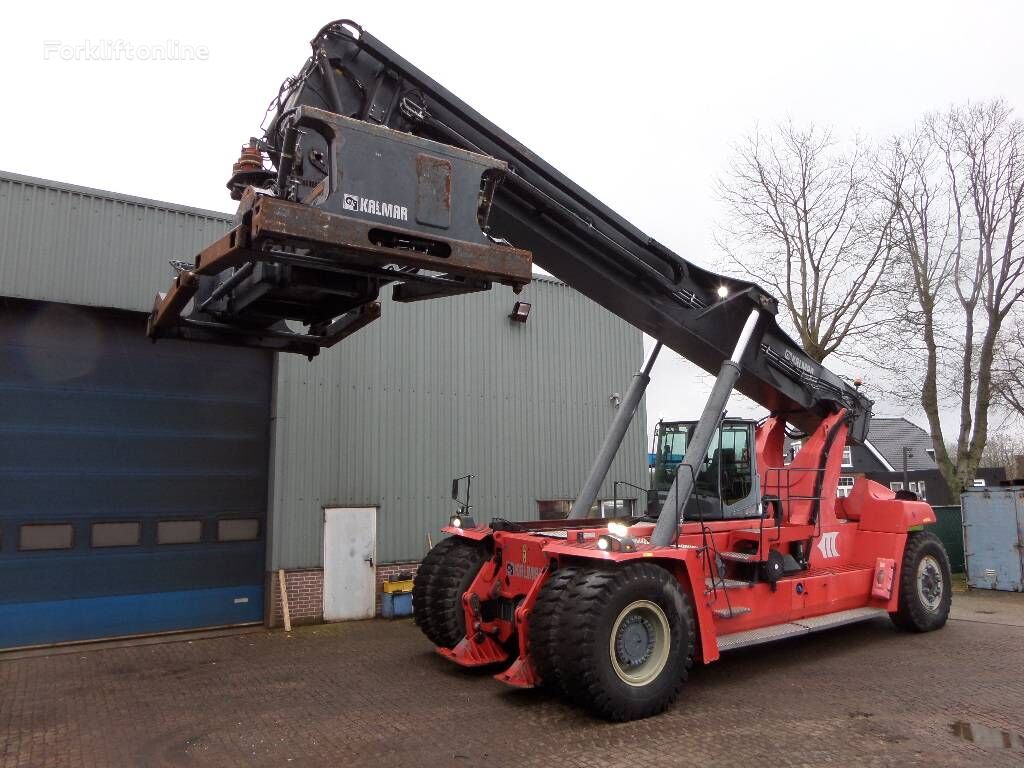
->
412, 536, 488, 648
890, 531, 951, 632
553, 563, 694, 721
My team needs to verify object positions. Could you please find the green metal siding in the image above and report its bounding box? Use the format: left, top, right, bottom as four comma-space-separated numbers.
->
269, 278, 648, 567
0, 170, 232, 313
927, 505, 965, 574
0, 169, 648, 571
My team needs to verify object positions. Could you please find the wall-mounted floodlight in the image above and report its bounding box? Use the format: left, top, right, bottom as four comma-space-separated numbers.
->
510, 301, 531, 323
717, 286, 729, 299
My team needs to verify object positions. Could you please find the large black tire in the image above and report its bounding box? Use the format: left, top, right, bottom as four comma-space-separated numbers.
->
890, 531, 952, 632
527, 565, 581, 692
554, 563, 695, 721
412, 537, 488, 648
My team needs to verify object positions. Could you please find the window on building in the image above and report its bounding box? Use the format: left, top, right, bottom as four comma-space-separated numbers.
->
537, 498, 638, 520
19, 523, 74, 551
841, 446, 853, 467
91, 521, 141, 548
594, 499, 637, 518
217, 519, 260, 542
906, 481, 927, 500
837, 476, 855, 498
889, 482, 904, 492
537, 500, 572, 520
157, 520, 202, 545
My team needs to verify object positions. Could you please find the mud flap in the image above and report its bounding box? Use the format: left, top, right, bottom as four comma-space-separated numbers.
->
872, 557, 896, 600
494, 657, 540, 688
437, 634, 508, 667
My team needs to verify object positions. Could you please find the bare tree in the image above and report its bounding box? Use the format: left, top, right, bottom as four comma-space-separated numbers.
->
993, 318, 1024, 418
876, 100, 1024, 493
717, 122, 898, 363
979, 429, 1024, 480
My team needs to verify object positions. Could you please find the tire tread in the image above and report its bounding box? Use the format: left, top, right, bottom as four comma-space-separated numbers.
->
553, 563, 695, 721
890, 531, 952, 632
412, 537, 488, 648
527, 566, 580, 692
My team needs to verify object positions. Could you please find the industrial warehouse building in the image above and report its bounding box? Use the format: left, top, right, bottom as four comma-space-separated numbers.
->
0, 170, 647, 649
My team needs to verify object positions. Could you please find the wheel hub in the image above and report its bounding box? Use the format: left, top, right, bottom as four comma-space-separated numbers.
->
917, 555, 944, 611
608, 600, 671, 687
614, 614, 656, 668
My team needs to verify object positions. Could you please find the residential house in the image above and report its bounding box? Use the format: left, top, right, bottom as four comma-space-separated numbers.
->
788, 417, 1007, 505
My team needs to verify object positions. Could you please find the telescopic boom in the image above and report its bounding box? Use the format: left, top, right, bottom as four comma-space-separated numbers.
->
147, 20, 872, 443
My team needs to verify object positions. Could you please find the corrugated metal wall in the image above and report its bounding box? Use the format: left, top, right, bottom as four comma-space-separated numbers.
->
0, 169, 648, 571
270, 279, 648, 567
0, 170, 232, 312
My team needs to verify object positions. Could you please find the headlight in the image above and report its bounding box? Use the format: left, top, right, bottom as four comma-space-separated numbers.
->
451, 516, 462, 528
597, 534, 637, 553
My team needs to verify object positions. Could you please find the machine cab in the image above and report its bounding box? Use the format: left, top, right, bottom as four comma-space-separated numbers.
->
649, 418, 760, 520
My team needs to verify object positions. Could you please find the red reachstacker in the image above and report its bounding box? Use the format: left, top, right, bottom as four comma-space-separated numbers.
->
146, 19, 953, 721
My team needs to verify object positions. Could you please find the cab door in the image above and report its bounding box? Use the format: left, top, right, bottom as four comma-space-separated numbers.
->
692, 421, 760, 519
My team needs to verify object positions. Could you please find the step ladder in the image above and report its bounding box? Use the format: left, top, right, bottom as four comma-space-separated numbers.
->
717, 607, 888, 651
705, 577, 755, 591
719, 551, 759, 563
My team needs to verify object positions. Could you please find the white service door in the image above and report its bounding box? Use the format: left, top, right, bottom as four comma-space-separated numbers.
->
323, 507, 377, 620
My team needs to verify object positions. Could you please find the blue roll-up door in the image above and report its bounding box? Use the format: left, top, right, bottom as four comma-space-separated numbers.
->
0, 299, 272, 648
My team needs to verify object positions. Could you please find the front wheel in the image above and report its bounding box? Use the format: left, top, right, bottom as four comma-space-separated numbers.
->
554, 563, 694, 721
890, 531, 952, 632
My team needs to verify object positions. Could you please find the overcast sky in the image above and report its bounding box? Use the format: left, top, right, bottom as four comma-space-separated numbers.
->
4, 1, 1021, 440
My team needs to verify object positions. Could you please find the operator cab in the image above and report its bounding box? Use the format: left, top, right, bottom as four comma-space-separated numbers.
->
649, 418, 760, 520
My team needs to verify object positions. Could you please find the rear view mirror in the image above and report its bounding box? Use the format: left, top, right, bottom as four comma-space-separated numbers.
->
450, 474, 474, 513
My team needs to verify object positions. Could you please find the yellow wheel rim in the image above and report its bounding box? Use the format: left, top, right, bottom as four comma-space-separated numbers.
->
609, 600, 671, 687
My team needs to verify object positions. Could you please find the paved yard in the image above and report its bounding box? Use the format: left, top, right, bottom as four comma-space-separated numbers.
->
2, 589, 1023, 768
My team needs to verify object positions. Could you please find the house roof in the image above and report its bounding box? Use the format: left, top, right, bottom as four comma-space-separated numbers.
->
865, 418, 938, 471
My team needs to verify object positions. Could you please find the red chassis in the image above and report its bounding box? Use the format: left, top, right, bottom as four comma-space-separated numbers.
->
436, 411, 936, 688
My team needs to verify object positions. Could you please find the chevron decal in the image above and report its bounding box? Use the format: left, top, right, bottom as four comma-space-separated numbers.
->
817, 531, 840, 559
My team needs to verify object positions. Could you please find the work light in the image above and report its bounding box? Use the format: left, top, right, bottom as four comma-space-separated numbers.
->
597, 533, 637, 553
509, 301, 532, 323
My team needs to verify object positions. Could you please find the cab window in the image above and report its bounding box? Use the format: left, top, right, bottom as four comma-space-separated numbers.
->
652, 424, 689, 491
695, 423, 754, 505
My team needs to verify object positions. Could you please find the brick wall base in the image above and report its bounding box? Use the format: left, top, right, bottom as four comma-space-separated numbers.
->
266, 568, 324, 628
265, 562, 421, 628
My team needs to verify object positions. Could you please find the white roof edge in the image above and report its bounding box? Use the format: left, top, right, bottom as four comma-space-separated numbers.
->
864, 439, 896, 472
0, 168, 235, 222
